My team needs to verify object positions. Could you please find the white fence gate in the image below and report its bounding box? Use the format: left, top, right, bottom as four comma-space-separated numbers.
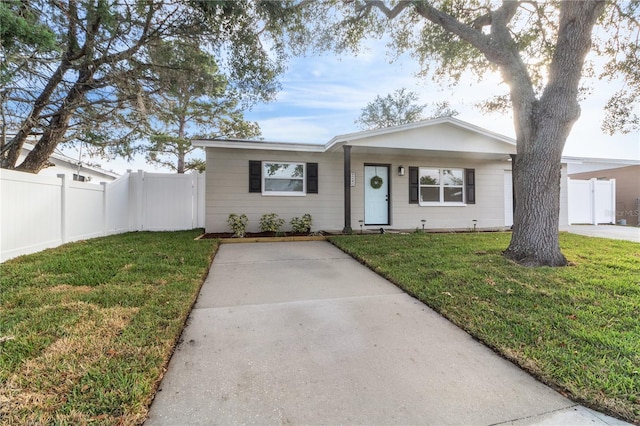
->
1, 169, 205, 262
568, 178, 616, 225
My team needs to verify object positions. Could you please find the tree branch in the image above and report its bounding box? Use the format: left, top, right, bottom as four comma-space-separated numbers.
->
357, 0, 411, 19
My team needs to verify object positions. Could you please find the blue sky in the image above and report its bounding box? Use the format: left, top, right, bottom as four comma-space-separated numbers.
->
71, 38, 639, 174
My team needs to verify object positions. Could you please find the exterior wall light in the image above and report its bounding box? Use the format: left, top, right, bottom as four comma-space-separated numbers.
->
398, 166, 405, 176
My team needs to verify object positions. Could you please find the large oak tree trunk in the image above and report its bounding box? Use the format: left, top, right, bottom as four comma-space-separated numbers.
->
502, 1, 605, 267
505, 129, 567, 267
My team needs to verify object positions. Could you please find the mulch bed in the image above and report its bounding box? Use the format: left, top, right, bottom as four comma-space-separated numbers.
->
199, 231, 323, 239
198, 229, 510, 240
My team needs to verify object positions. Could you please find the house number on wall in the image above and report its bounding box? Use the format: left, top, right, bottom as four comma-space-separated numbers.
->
350, 172, 356, 187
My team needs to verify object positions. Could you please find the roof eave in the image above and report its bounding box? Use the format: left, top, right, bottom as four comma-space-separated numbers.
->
193, 138, 326, 153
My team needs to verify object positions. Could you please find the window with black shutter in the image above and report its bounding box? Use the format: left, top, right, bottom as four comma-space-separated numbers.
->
249, 160, 317, 195
249, 160, 261, 193
409, 166, 419, 204
409, 166, 476, 205
465, 168, 476, 204
306, 163, 318, 194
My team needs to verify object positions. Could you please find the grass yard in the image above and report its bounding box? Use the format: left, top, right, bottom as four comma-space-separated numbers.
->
329, 232, 640, 423
0, 230, 218, 425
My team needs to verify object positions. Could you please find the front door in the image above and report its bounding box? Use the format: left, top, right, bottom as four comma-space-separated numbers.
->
364, 165, 389, 225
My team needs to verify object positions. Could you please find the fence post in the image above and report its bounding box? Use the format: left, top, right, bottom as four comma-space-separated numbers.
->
101, 182, 108, 236
191, 173, 197, 229
609, 179, 616, 224
57, 174, 68, 243
590, 178, 597, 225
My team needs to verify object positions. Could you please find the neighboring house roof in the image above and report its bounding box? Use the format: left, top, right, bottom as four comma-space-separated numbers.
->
562, 156, 640, 165
563, 156, 640, 174
19, 142, 120, 180
193, 116, 517, 161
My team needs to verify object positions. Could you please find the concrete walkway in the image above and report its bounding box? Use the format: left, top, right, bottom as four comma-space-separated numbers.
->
562, 225, 640, 243
146, 242, 630, 426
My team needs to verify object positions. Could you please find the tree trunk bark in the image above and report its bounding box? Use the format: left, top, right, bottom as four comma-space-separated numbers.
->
177, 118, 186, 174
505, 124, 567, 266
504, 1, 605, 267
4, 60, 71, 169
177, 154, 185, 174
16, 68, 93, 173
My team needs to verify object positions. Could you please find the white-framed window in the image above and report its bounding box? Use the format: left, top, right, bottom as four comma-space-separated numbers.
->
263, 161, 306, 196
419, 167, 465, 205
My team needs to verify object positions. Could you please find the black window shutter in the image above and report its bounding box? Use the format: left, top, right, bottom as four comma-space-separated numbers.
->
249, 160, 261, 193
465, 168, 476, 204
306, 162, 318, 194
409, 167, 419, 204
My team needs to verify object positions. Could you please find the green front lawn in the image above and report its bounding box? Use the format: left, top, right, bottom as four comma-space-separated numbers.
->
1, 230, 637, 423
329, 232, 639, 423
0, 230, 218, 425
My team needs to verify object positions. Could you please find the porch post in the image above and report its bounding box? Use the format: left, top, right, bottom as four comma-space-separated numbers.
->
342, 145, 352, 234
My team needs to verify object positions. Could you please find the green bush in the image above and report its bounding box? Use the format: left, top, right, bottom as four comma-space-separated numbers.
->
259, 213, 285, 234
227, 213, 248, 237
290, 213, 313, 233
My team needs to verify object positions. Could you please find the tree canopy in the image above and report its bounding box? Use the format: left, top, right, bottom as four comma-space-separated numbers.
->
143, 40, 260, 173
355, 88, 426, 129
0, 0, 305, 173
303, 1, 639, 134
355, 88, 460, 129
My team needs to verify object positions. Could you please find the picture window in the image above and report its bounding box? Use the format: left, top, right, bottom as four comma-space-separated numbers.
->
419, 167, 465, 205
262, 162, 305, 196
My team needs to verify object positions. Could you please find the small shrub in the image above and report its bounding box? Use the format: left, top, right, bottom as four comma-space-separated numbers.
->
259, 213, 285, 234
290, 213, 313, 233
227, 213, 248, 237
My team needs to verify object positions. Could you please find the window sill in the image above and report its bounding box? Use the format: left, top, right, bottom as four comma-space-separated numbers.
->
262, 192, 306, 197
419, 202, 467, 207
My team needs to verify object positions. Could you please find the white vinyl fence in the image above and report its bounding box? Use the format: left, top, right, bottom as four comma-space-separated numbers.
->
1, 169, 205, 262
568, 178, 616, 225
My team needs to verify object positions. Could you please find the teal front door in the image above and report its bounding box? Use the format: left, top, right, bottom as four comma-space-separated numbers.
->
364, 165, 389, 225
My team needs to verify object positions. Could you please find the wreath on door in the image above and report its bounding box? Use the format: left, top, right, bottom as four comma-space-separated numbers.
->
370, 175, 383, 189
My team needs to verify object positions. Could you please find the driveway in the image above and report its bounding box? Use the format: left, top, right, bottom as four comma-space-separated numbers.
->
145, 241, 630, 425
562, 225, 640, 242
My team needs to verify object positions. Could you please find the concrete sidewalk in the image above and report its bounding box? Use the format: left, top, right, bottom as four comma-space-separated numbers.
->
561, 225, 640, 243
145, 241, 630, 425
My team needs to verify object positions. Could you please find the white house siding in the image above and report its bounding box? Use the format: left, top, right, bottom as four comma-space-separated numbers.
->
205, 148, 512, 233
344, 123, 514, 156
349, 152, 510, 231
205, 148, 343, 233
